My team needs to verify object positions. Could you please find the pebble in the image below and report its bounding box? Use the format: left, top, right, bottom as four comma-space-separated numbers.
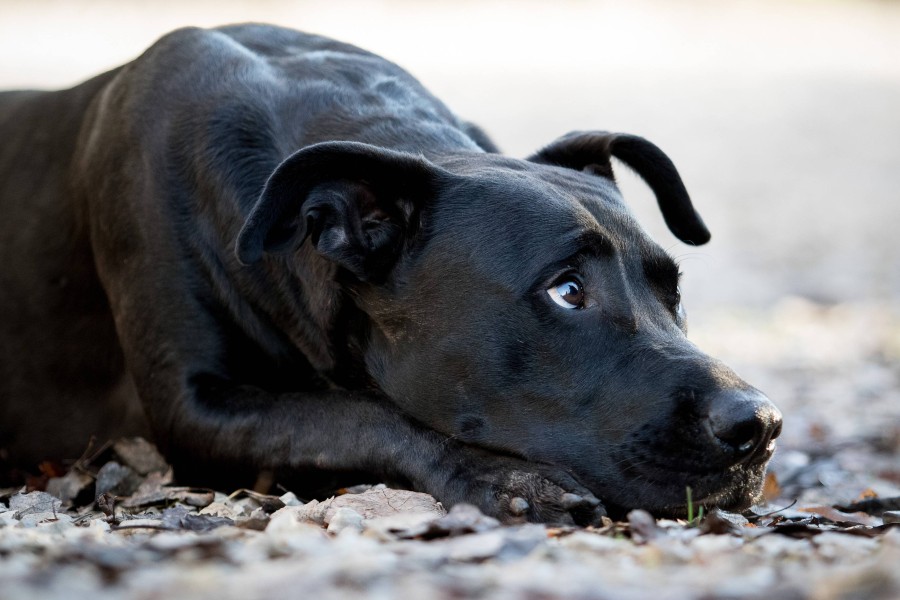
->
0, 303, 897, 599
326, 507, 364, 534
279, 491, 303, 506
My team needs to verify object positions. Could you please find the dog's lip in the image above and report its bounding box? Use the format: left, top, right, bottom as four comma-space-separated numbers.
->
616, 454, 726, 480
593, 451, 768, 516
599, 473, 759, 519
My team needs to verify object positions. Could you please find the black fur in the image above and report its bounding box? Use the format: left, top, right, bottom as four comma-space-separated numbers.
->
0, 24, 780, 522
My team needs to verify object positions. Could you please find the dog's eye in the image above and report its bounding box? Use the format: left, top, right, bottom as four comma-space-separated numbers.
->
675, 287, 686, 317
547, 277, 585, 309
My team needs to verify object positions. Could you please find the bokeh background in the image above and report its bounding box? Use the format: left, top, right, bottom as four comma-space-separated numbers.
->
3, 0, 898, 310
2, 0, 899, 468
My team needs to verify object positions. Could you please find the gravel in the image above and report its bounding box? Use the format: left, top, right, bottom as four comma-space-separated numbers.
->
1, 300, 898, 600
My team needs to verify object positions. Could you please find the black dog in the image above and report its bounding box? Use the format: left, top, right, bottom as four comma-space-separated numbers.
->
0, 24, 781, 523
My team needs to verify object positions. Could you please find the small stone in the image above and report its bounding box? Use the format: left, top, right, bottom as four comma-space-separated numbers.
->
87, 520, 111, 533
35, 515, 75, 534
561, 530, 628, 553
232, 498, 259, 516
363, 511, 439, 541
279, 491, 303, 506
235, 514, 269, 531
327, 507, 365, 534
437, 504, 498, 533
628, 509, 664, 543
266, 506, 306, 535
20, 512, 73, 528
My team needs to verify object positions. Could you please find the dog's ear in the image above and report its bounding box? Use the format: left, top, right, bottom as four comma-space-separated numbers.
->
236, 141, 442, 281
528, 131, 710, 245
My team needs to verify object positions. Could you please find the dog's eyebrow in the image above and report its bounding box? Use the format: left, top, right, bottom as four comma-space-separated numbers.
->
642, 251, 681, 292
527, 230, 614, 287
571, 230, 615, 260
545, 230, 615, 272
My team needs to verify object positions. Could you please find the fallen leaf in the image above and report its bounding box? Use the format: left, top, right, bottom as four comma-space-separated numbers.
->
226, 489, 286, 513
294, 487, 444, 527
797, 505, 880, 526
386, 503, 499, 540
46, 470, 93, 506
700, 508, 750, 535
38, 461, 66, 479
119, 469, 213, 509
161, 505, 233, 531
833, 496, 900, 517
112, 438, 169, 476
762, 472, 782, 503
95, 462, 142, 498
856, 488, 878, 500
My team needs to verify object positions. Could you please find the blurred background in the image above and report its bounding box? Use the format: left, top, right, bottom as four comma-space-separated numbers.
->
2, 0, 899, 488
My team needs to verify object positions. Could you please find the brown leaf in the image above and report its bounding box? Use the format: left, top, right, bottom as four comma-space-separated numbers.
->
856, 488, 878, 500
111, 438, 169, 476
168, 488, 215, 508
834, 496, 900, 517
119, 469, 173, 508
46, 470, 93, 506
116, 470, 213, 509
226, 489, 286, 513
292, 487, 444, 527
700, 508, 749, 535
796, 505, 880, 526
388, 503, 499, 540
762, 471, 781, 503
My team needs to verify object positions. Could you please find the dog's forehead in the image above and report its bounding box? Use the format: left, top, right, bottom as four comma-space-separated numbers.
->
436, 155, 632, 223
423, 157, 652, 287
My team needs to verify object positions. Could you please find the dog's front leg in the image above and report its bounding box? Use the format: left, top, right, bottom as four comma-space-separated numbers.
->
157, 381, 605, 526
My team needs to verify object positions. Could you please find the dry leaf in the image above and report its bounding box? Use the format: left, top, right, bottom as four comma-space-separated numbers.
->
762, 472, 781, 503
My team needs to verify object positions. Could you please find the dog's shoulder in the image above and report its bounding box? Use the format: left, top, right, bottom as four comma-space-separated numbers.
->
125, 24, 404, 105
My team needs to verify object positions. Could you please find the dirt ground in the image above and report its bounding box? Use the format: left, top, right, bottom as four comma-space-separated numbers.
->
1, 0, 899, 598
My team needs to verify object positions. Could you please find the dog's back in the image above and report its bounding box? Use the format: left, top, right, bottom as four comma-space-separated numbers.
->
0, 24, 485, 468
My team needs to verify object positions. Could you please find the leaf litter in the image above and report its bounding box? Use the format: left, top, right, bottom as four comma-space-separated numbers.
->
1, 299, 899, 599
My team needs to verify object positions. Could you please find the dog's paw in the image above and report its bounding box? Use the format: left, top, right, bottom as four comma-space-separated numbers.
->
436, 449, 607, 526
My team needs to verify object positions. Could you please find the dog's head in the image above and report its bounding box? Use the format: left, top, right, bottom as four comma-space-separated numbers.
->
236, 132, 782, 517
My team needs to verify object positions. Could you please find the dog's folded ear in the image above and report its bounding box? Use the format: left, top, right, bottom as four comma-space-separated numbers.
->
528, 131, 711, 245
236, 141, 442, 281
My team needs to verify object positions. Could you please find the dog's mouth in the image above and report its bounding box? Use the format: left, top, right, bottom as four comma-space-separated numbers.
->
590, 447, 773, 520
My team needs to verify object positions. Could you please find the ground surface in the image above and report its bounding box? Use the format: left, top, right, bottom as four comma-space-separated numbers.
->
2, 304, 898, 600
2, 0, 899, 598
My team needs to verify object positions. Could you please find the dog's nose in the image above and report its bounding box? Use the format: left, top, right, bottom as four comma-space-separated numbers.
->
704, 388, 782, 462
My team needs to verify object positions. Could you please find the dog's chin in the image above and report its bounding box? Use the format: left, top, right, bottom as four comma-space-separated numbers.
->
591, 461, 769, 521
